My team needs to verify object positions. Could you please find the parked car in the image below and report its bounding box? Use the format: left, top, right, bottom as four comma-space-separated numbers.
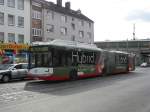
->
140, 62, 150, 67
140, 62, 147, 67
0, 63, 28, 82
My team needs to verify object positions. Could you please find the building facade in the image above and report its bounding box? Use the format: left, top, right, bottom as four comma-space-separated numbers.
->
0, 0, 30, 44
0, 0, 94, 44
31, 0, 94, 44
0, 0, 30, 64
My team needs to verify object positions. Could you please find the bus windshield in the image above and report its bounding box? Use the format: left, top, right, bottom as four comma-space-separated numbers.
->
30, 52, 52, 68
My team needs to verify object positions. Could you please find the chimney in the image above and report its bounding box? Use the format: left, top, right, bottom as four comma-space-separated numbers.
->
57, 0, 62, 7
77, 9, 81, 14
65, 2, 70, 9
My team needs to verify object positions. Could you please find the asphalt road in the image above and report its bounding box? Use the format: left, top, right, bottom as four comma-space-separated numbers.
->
0, 67, 150, 112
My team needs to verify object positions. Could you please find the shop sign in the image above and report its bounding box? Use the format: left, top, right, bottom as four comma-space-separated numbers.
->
0, 43, 29, 50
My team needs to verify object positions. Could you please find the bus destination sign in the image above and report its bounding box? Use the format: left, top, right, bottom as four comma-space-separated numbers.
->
30, 47, 48, 52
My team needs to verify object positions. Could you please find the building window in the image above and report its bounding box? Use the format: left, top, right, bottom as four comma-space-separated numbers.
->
87, 32, 91, 38
89, 22, 91, 28
8, 14, 15, 26
18, 34, 24, 43
79, 20, 84, 26
18, 0, 24, 10
71, 35, 75, 41
46, 38, 53, 41
47, 11, 54, 20
8, 33, 15, 42
7, 0, 15, 8
61, 15, 67, 23
52, 12, 54, 20
32, 28, 42, 36
79, 31, 84, 38
0, 0, 4, 5
60, 27, 67, 35
33, 37, 42, 41
0, 32, 4, 42
46, 24, 54, 33
71, 23, 75, 30
0, 12, 4, 25
18, 16, 24, 27
72, 18, 74, 21
32, 10, 41, 20
32, 1, 41, 7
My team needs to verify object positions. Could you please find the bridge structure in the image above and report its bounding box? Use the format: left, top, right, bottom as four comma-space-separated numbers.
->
95, 39, 150, 66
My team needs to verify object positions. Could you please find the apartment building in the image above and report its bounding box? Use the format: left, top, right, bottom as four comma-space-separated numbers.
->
0, 0, 94, 44
31, 0, 94, 43
43, 0, 94, 43
0, 0, 30, 44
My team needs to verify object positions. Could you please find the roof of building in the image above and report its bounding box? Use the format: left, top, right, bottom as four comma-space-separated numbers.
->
33, 0, 94, 23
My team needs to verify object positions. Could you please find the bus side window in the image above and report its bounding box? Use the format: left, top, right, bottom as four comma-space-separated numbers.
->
66, 51, 72, 66
61, 52, 66, 66
53, 50, 60, 67
53, 56, 59, 67
67, 56, 72, 66
48, 52, 52, 66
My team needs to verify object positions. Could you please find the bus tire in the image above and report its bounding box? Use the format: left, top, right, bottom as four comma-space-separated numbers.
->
69, 70, 78, 81
101, 67, 107, 77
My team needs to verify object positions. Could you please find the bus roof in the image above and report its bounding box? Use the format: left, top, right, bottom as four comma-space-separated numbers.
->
110, 50, 128, 53
110, 50, 129, 54
31, 39, 102, 51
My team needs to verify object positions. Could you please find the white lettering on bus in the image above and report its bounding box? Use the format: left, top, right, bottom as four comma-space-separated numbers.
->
72, 51, 95, 64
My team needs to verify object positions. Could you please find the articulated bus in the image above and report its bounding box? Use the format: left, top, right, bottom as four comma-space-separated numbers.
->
28, 40, 135, 81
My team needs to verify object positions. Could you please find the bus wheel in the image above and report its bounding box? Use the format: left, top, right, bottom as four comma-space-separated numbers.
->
101, 68, 107, 77
69, 70, 78, 81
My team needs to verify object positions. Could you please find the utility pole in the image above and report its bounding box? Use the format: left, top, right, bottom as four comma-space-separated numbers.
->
126, 38, 128, 52
133, 23, 135, 40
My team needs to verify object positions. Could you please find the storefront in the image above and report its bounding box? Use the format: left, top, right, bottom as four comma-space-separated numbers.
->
0, 43, 29, 64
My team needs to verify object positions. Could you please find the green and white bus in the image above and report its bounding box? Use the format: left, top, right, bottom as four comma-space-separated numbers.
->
28, 40, 104, 81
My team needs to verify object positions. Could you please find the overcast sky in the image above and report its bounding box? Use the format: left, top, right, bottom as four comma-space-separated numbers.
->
46, 0, 150, 42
